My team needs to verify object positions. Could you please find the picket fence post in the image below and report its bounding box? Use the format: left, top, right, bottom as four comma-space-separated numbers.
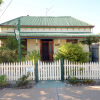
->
35, 61, 38, 83
61, 59, 64, 81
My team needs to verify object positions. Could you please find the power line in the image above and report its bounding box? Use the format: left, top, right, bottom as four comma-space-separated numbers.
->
0, 0, 13, 19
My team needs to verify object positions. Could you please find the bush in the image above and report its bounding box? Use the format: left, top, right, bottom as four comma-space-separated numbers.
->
24, 50, 40, 62
17, 72, 31, 88
67, 76, 94, 85
82, 79, 94, 85
0, 47, 18, 63
54, 43, 90, 63
0, 37, 26, 63
0, 75, 8, 87
67, 76, 79, 84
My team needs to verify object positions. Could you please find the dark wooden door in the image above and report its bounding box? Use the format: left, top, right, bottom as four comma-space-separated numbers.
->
49, 41, 53, 61
42, 42, 49, 60
41, 40, 53, 61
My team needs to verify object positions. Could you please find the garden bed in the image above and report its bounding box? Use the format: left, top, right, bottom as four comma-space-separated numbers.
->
64, 77, 100, 86
0, 73, 37, 89
0, 80, 37, 89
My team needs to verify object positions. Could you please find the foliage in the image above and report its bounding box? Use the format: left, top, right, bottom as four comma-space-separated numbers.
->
54, 43, 90, 63
0, 37, 18, 62
0, 75, 8, 87
67, 76, 79, 84
0, 0, 3, 4
80, 36, 99, 51
3, 37, 19, 51
0, 47, 18, 63
67, 76, 94, 85
0, 37, 26, 63
17, 72, 30, 87
82, 79, 94, 84
24, 50, 40, 62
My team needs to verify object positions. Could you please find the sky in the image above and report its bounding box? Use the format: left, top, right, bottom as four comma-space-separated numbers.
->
0, 0, 100, 33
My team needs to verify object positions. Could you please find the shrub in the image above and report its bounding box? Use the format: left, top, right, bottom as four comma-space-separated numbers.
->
67, 76, 79, 84
0, 75, 8, 87
54, 43, 90, 63
0, 37, 26, 63
24, 50, 40, 62
17, 72, 30, 88
67, 76, 94, 85
0, 47, 18, 63
82, 79, 94, 85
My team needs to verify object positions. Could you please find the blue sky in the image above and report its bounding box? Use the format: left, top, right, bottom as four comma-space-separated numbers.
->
0, 0, 100, 33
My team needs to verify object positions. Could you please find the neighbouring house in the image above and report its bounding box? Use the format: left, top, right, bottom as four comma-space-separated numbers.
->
0, 16, 100, 61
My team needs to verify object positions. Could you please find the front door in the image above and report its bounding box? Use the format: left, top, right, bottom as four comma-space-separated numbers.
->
40, 39, 53, 61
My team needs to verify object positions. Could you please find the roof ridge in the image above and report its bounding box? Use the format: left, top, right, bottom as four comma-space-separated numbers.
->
23, 16, 72, 17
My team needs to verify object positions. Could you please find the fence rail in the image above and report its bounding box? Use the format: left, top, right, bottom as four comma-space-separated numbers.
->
0, 60, 100, 81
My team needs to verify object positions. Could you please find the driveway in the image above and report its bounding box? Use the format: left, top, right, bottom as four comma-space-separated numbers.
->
0, 81, 100, 100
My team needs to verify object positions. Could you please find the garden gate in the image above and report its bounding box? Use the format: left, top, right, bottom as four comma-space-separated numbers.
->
37, 60, 61, 80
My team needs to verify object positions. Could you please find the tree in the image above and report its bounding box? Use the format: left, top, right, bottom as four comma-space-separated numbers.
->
0, 37, 18, 63
0, 47, 17, 63
81, 36, 99, 52
54, 43, 90, 63
0, 0, 3, 4
3, 37, 18, 51
0, 37, 26, 63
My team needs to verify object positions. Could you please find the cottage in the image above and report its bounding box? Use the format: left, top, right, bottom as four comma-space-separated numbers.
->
0, 16, 100, 61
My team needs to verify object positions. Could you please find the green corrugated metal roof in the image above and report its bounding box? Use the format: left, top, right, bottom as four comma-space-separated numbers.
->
0, 32, 100, 38
0, 32, 15, 36
0, 16, 93, 27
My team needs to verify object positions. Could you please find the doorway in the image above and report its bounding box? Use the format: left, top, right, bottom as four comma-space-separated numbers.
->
40, 39, 53, 61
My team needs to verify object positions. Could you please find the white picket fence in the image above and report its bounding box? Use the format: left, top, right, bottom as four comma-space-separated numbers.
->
0, 60, 100, 81
64, 60, 100, 79
0, 61, 35, 81
38, 60, 61, 80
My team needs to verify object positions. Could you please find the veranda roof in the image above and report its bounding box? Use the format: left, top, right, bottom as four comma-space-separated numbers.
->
0, 32, 100, 39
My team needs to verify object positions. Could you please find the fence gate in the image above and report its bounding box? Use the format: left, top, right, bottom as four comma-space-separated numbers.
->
38, 61, 61, 80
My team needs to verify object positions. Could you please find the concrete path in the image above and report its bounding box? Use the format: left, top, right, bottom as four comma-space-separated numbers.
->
0, 81, 100, 100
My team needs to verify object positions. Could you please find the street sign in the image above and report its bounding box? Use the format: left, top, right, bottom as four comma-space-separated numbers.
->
15, 30, 19, 40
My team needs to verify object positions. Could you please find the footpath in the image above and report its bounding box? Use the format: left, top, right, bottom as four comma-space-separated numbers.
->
0, 81, 100, 100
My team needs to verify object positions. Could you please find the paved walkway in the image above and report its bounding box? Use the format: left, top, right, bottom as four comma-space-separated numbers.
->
0, 81, 100, 100
35, 81, 66, 88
